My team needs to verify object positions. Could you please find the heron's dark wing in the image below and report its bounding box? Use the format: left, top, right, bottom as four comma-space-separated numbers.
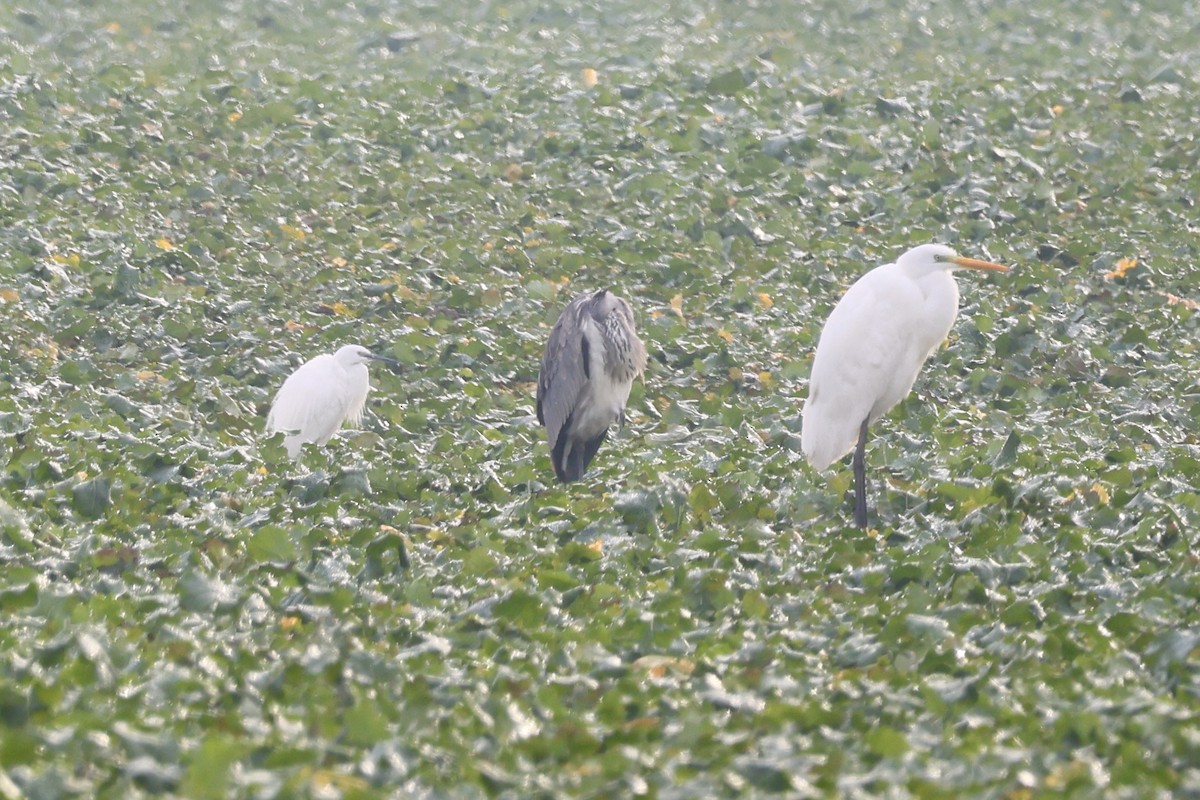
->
536, 293, 593, 458
553, 427, 608, 483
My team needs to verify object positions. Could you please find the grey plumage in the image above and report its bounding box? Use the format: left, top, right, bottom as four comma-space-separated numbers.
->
536, 289, 648, 483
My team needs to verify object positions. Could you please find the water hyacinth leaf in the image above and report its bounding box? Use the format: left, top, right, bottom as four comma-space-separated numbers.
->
865, 726, 909, 759
707, 67, 754, 95
343, 700, 391, 747
494, 590, 547, 627
246, 526, 297, 564
72, 477, 112, 519
180, 736, 241, 800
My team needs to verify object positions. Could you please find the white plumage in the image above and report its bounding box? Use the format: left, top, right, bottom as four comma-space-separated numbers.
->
266, 344, 396, 459
801, 244, 1008, 526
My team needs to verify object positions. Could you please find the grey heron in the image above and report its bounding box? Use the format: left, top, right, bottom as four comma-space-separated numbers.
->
266, 344, 400, 459
536, 289, 647, 483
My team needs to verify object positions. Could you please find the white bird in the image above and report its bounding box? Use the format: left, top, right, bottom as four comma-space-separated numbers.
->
801, 244, 1009, 528
266, 344, 399, 459
537, 289, 648, 483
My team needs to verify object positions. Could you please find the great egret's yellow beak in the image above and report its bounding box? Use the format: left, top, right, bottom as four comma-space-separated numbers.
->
951, 256, 1009, 273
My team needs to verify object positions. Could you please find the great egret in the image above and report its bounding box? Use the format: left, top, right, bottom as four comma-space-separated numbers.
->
801, 244, 1009, 528
266, 344, 399, 459
537, 289, 647, 483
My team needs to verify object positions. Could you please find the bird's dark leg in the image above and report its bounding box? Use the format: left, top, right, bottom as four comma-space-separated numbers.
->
853, 418, 869, 529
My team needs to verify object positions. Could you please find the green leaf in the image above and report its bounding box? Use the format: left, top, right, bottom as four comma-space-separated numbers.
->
180, 735, 241, 800
865, 726, 909, 758
72, 476, 112, 519
707, 67, 753, 95
246, 526, 296, 564
343, 700, 391, 747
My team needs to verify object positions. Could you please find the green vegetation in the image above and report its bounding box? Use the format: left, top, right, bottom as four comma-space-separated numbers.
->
1, 0, 1197, 796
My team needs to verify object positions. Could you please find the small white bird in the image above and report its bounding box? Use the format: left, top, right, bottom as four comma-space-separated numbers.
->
537, 289, 648, 483
801, 244, 1009, 528
266, 344, 399, 459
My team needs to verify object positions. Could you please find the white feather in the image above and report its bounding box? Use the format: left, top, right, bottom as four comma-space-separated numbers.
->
801, 244, 994, 470
266, 345, 375, 459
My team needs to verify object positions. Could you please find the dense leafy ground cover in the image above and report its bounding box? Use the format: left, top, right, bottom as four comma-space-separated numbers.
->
1, 0, 1198, 796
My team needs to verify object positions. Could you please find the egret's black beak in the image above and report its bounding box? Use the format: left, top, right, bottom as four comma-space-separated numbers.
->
368, 353, 402, 369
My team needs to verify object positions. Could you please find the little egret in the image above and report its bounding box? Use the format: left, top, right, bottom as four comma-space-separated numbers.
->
537, 289, 647, 483
266, 344, 399, 459
801, 244, 1009, 528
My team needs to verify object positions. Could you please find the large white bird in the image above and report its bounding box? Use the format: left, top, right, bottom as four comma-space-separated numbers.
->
266, 344, 398, 459
801, 244, 1009, 528
537, 289, 647, 483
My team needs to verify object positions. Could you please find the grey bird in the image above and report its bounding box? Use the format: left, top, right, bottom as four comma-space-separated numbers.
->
536, 289, 648, 483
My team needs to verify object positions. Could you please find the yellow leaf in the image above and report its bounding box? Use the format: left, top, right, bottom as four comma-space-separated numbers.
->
1051, 104, 1064, 116
716, 328, 733, 343
1104, 256, 1137, 280
330, 301, 350, 316
51, 253, 81, 268
23, 341, 59, 360
104, 21, 121, 33
227, 110, 242, 123
382, 241, 398, 251
331, 257, 348, 268
757, 292, 774, 308
727, 367, 743, 381
669, 293, 685, 321
0, 288, 18, 304
581, 67, 599, 88
586, 540, 603, 557
135, 370, 158, 381
154, 237, 175, 251
622, 717, 661, 733
483, 241, 494, 251
256, 466, 269, 476
1161, 291, 1200, 310
280, 615, 302, 630
445, 273, 463, 285
758, 370, 773, 387
1082, 482, 1110, 505
307, 770, 368, 792
503, 163, 524, 182
632, 655, 695, 677
284, 320, 305, 331
279, 223, 306, 241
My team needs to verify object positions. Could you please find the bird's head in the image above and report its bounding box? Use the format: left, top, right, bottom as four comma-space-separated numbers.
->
898, 244, 1009, 277
588, 288, 634, 323
333, 344, 400, 369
